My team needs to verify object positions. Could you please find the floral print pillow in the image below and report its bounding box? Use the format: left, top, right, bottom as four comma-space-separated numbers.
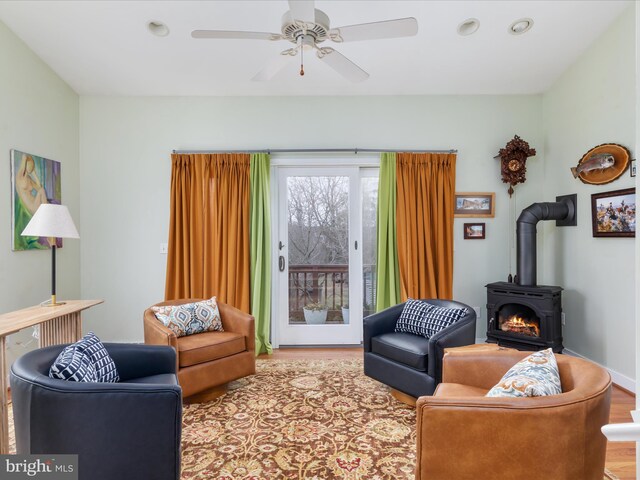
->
486, 348, 562, 397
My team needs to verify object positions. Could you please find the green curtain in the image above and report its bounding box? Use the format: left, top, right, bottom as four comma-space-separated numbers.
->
375, 152, 401, 312
250, 153, 273, 355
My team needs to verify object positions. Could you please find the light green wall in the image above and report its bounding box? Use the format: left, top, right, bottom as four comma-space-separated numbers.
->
0, 5, 635, 390
78, 95, 542, 342
542, 6, 636, 382
77, 6, 637, 387
0, 20, 80, 363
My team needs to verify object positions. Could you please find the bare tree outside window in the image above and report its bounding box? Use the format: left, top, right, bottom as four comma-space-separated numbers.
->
285, 174, 379, 324
288, 176, 349, 322
288, 176, 349, 265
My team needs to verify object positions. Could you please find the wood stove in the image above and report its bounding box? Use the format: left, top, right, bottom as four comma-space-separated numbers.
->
486, 282, 563, 352
485, 198, 575, 353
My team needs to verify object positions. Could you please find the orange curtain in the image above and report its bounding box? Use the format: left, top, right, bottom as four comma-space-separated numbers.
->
165, 153, 251, 312
396, 152, 456, 300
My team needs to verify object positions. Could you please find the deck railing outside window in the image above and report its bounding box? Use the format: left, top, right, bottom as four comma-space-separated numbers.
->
288, 264, 377, 323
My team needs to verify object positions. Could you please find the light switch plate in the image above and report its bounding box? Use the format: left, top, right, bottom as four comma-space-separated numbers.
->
160, 243, 168, 254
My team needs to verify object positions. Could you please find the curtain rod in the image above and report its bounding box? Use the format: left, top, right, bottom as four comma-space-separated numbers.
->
172, 148, 457, 154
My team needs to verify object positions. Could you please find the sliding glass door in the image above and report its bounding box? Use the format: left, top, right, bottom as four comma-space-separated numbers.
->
275, 166, 378, 345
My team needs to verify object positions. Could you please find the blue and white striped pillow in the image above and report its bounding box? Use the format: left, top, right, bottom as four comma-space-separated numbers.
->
395, 299, 434, 336
79, 332, 120, 382
395, 299, 468, 339
49, 346, 98, 382
49, 332, 119, 383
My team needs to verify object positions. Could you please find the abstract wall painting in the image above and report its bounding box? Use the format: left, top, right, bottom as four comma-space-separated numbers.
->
11, 149, 62, 251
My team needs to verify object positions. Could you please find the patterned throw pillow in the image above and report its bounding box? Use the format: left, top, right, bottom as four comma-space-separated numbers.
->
395, 299, 468, 339
49, 332, 119, 383
152, 297, 224, 337
395, 299, 434, 336
79, 332, 120, 382
50, 346, 98, 382
486, 348, 562, 398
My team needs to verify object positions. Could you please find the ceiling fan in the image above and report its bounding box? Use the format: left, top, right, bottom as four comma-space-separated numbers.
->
191, 0, 418, 82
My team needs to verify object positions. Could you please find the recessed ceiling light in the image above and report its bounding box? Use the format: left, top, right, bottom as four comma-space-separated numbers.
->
509, 18, 533, 35
148, 20, 170, 37
457, 18, 480, 36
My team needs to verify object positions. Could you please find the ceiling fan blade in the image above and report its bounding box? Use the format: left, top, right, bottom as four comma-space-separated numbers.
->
252, 53, 297, 82
329, 17, 418, 42
288, 0, 316, 23
191, 30, 281, 41
316, 48, 369, 83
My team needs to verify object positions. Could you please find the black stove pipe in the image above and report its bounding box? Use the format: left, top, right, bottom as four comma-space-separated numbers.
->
516, 199, 575, 286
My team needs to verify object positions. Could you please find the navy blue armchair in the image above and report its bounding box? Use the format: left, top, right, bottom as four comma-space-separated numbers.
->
10, 343, 182, 480
363, 299, 477, 399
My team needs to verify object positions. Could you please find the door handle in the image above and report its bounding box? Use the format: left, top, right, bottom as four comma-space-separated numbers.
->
279, 256, 286, 272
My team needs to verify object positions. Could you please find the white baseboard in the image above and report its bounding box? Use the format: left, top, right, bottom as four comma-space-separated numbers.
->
562, 348, 635, 393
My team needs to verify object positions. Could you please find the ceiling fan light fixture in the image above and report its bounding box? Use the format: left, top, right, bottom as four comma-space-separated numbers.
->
509, 18, 533, 35
457, 18, 480, 36
148, 20, 170, 37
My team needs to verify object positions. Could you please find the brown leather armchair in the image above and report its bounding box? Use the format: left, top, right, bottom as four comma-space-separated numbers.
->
144, 299, 255, 402
415, 348, 612, 480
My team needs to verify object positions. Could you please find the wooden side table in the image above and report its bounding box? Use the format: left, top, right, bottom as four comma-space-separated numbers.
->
0, 300, 103, 453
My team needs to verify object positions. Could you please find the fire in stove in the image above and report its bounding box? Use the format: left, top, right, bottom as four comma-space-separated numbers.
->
500, 315, 540, 337
487, 283, 563, 352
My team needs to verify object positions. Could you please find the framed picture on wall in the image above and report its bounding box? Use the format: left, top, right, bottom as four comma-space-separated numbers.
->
454, 192, 495, 218
590, 188, 635, 237
463, 223, 485, 239
10, 149, 62, 251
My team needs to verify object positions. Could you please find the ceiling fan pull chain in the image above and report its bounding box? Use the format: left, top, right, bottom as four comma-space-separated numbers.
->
299, 36, 305, 76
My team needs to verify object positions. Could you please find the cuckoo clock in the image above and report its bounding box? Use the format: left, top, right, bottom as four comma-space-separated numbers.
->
497, 135, 537, 196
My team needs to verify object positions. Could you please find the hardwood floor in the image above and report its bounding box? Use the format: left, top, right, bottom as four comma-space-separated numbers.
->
259, 347, 637, 479
258, 347, 363, 360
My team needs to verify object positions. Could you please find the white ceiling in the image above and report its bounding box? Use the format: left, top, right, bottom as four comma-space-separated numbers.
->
0, 0, 631, 96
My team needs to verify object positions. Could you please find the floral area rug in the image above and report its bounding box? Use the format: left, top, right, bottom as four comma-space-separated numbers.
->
181, 358, 417, 479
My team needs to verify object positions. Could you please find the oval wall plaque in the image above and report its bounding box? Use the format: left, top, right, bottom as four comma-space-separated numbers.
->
572, 143, 630, 185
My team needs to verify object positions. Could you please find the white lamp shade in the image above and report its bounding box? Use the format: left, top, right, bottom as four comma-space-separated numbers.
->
21, 204, 79, 239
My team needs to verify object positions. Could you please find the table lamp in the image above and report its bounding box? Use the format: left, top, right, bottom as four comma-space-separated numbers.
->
21, 204, 79, 306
